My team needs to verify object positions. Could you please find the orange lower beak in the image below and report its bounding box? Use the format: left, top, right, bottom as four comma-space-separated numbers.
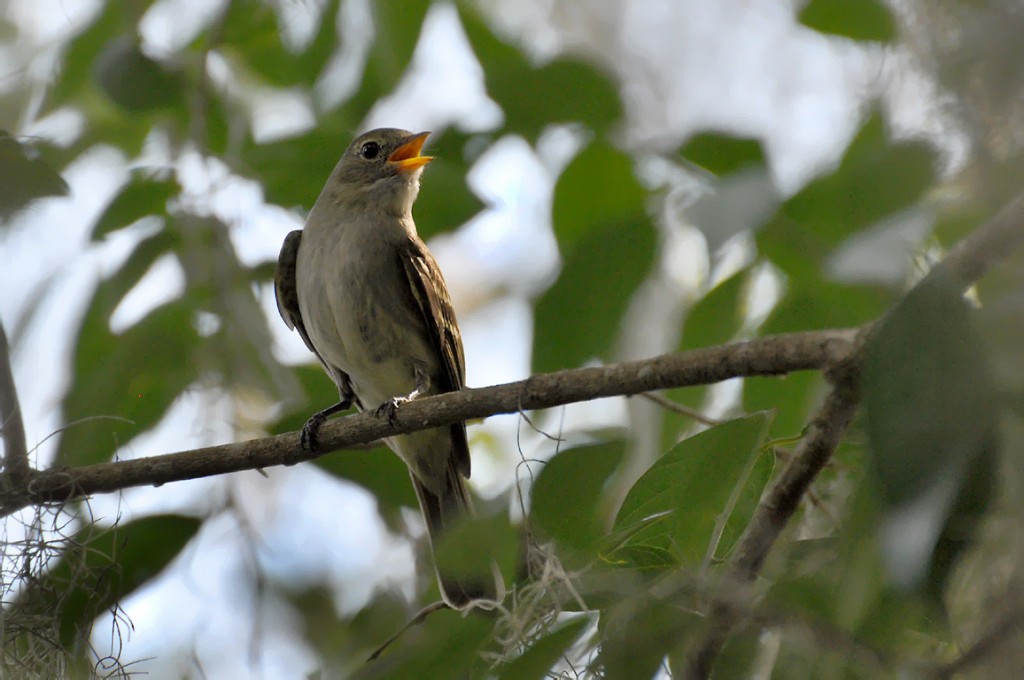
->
388, 131, 433, 172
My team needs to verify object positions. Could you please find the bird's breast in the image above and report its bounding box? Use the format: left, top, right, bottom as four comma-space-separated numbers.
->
295, 227, 433, 407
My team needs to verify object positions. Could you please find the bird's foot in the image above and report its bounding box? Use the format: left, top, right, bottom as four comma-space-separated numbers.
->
374, 396, 410, 426
300, 412, 328, 452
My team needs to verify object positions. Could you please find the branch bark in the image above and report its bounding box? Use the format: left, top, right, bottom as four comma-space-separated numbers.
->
0, 328, 857, 516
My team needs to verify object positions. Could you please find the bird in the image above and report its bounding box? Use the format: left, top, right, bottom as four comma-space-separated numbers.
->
274, 128, 502, 610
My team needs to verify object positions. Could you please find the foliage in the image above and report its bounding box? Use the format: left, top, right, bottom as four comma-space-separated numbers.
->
2, 0, 1023, 678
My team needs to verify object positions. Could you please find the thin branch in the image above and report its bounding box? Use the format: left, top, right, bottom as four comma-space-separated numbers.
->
931, 607, 1024, 679
685, 363, 861, 679
0, 321, 29, 488
637, 391, 723, 427
937, 192, 1024, 287
0, 328, 858, 516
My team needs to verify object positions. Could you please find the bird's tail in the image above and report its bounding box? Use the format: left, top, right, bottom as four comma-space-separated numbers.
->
411, 465, 504, 609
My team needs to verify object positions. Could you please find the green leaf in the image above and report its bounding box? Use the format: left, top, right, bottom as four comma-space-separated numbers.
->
614, 413, 773, 564
0, 131, 69, 222
678, 133, 767, 176
91, 173, 178, 240
433, 513, 518, 601
680, 270, 748, 351
531, 441, 625, 553
93, 37, 185, 112
46, 2, 129, 108
459, 8, 621, 138
532, 218, 655, 373
351, 0, 432, 112
534, 140, 652, 372
864, 271, 998, 594
758, 111, 937, 272
414, 133, 486, 237
498, 618, 589, 680
242, 109, 359, 208
354, 608, 494, 680
552, 140, 647, 249
799, 0, 897, 43
59, 298, 200, 467
219, 0, 340, 87
45, 515, 200, 647
599, 594, 699, 680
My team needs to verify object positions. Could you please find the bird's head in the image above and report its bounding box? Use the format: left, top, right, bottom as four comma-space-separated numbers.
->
327, 128, 433, 216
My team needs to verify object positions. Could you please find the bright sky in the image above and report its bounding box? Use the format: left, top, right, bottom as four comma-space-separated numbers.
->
0, 0, 960, 677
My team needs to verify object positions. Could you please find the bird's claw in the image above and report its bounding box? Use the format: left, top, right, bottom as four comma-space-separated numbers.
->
300, 412, 327, 452
374, 396, 409, 426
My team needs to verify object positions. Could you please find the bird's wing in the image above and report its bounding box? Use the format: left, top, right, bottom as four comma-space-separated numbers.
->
274, 230, 318, 353
276, 229, 357, 403
399, 236, 471, 477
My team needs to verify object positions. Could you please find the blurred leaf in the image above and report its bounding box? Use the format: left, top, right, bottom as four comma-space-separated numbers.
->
45, 515, 200, 647
678, 133, 767, 176
681, 270, 748, 351
59, 298, 199, 467
434, 512, 518, 598
799, 0, 897, 43
459, 7, 621, 138
759, 111, 937, 273
534, 140, 652, 372
532, 218, 655, 373
0, 131, 69, 222
552, 140, 646, 249
599, 594, 699, 680
354, 608, 494, 680
93, 37, 184, 112
220, 0, 340, 87
864, 271, 998, 593
498, 617, 589, 680
353, 0, 432, 110
531, 441, 625, 553
46, 2, 130, 108
613, 413, 773, 564
242, 108, 358, 208
91, 173, 178, 240
413, 130, 487, 237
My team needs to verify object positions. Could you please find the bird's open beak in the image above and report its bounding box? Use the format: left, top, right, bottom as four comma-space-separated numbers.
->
388, 132, 434, 173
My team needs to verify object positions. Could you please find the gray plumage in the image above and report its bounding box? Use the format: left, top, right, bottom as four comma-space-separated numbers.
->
274, 128, 501, 609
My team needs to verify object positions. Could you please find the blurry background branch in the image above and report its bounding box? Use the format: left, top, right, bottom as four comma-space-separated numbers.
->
0, 321, 29, 488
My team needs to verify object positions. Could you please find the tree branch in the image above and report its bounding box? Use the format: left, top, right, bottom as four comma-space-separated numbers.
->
0, 328, 857, 516
685, 191, 1024, 677
685, 360, 861, 678
0, 321, 29, 489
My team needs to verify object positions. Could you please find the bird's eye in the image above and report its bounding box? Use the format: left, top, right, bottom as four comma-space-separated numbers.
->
360, 141, 380, 160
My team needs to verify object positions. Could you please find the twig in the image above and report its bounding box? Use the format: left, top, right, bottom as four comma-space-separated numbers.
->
931, 607, 1024, 679
0, 328, 858, 516
638, 391, 723, 427
366, 601, 449, 662
0, 321, 29, 488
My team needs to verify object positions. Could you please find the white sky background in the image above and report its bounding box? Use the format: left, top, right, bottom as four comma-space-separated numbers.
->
0, 0, 961, 677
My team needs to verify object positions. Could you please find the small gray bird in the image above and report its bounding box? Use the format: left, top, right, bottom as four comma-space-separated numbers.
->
274, 128, 501, 610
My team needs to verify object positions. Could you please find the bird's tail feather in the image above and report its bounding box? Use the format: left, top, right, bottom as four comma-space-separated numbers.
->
411, 466, 503, 609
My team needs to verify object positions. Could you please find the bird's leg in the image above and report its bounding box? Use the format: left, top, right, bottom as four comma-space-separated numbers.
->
375, 364, 430, 426
301, 379, 355, 452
